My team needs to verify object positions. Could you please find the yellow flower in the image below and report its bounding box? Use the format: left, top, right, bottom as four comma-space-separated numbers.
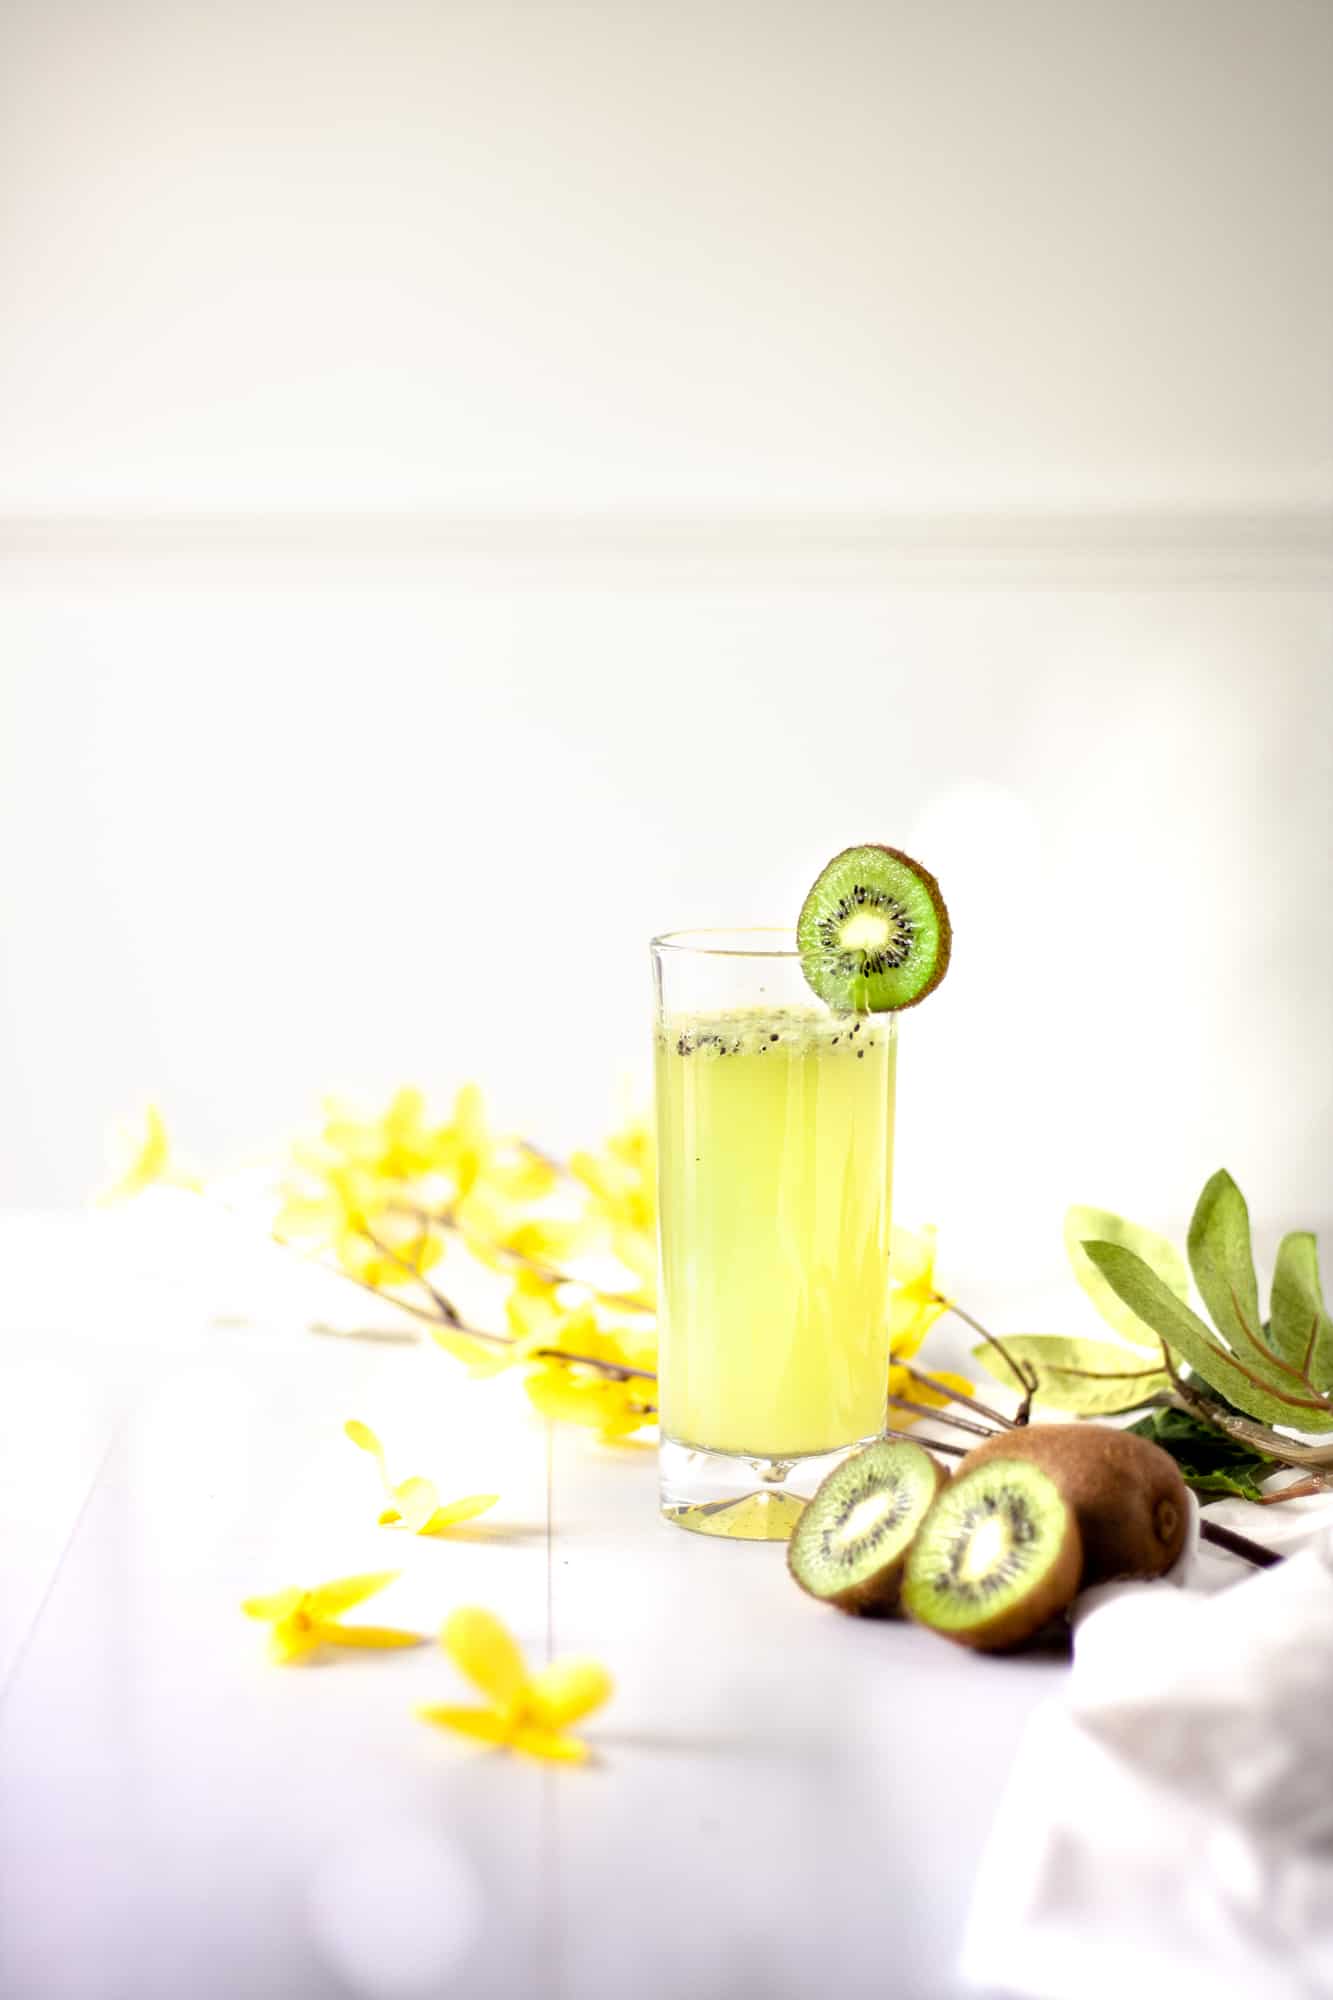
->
241, 1571, 423, 1664
344, 1421, 499, 1536
275, 1162, 443, 1290
454, 1181, 594, 1276
888, 1224, 948, 1359
319, 1086, 443, 1183
883, 1226, 975, 1421
433, 1084, 556, 1205
524, 1362, 655, 1441
98, 1103, 200, 1203
569, 1116, 657, 1305
419, 1608, 612, 1763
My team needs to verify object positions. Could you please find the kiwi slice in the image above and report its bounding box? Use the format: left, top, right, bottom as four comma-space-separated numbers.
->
902, 1459, 1082, 1651
797, 844, 951, 1013
958, 1424, 1188, 1583
787, 1439, 948, 1615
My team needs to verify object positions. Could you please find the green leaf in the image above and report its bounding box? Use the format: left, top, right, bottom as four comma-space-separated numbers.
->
973, 1335, 1169, 1415
1126, 1406, 1277, 1503
1064, 1204, 1191, 1350
1269, 1231, 1333, 1389
1187, 1169, 1263, 1365
1083, 1240, 1333, 1432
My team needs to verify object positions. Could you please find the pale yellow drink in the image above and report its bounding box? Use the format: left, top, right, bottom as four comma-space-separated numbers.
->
655, 1007, 896, 1460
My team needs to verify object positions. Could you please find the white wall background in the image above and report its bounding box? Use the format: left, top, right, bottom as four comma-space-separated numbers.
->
2, 1, 1331, 1273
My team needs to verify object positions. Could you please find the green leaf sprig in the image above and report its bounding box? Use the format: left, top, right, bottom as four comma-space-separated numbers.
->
1085, 1169, 1333, 1435
972, 1169, 1333, 1492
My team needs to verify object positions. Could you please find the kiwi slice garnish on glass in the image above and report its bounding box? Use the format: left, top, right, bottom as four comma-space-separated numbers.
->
901, 1459, 1082, 1652
787, 1439, 948, 1616
797, 844, 951, 1013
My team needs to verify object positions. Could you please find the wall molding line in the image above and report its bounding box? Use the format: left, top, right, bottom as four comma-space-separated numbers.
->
1, 507, 1329, 582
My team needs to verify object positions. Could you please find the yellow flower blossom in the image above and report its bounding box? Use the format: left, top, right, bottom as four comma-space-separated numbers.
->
884, 1226, 975, 1421
453, 1181, 594, 1277
888, 1224, 949, 1359
524, 1362, 655, 1441
275, 1161, 444, 1289
568, 1115, 657, 1305
432, 1084, 557, 1206
241, 1570, 423, 1664
97, 1103, 200, 1203
343, 1421, 499, 1535
419, 1607, 612, 1763
319, 1086, 443, 1183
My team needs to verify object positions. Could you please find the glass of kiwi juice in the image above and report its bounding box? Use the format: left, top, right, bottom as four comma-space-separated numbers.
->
651, 846, 951, 1540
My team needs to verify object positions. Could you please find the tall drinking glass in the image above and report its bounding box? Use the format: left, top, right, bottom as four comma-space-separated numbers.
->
651, 930, 897, 1539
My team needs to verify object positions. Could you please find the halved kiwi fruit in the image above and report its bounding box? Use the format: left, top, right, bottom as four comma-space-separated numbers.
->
787, 1439, 948, 1615
902, 1459, 1082, 1651
797, 844, 951, 1013
958, 1424, 1188, 1583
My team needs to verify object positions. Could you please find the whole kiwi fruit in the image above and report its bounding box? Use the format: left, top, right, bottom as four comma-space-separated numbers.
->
957, 1423, 1188, 1584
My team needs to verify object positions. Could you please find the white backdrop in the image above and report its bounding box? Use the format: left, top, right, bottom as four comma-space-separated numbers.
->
1, 1, 1330, 1273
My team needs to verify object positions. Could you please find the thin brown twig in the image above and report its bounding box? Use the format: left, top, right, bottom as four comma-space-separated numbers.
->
1257, 1474, 1333, 1504
396, 1201, 655, 1314
936, 1294, 1039, 1400
362, 1223, 465, 1326
886, 1392, 1001, 1440
901, 1362, 1016, 1430
885, 1425, 968, 1458
1199, 1519, 1282, 1568
1160, 1345, 1333, 1469
283, 1220, 657, 1382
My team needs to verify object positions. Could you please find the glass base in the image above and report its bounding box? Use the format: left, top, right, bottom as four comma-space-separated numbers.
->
659, 1435, 881, 1541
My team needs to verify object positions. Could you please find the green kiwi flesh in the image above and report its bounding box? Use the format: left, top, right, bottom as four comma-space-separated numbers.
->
958, 1424, 1188, 1583
787, 1439, 948, 1615
797, 844, 952, 1013
902, 1460, 1082, 1651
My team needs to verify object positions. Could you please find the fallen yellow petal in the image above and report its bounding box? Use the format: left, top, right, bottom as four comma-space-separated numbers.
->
344, 1419, 386, 1464
317, 1623, 425, 1650
525, 1660, 613, 1730
307, 1571, 400, 1619
391, 1476, 442, 1535
418, 1704, 512, 1746
423, 1494, 500, 1535
269, 1618, 322, 1665
442, 1607, 530, 1709
508, 1723, 589, 1764
241, 1588, 302, 1622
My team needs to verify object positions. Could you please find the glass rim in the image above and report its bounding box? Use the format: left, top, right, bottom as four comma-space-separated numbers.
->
650, 926, 802, 959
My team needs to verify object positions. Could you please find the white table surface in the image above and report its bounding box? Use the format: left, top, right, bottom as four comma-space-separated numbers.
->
0, 1203, 1073, 2000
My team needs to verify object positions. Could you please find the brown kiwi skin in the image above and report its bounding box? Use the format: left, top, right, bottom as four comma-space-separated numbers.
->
957, 1424, 1188, 1584
806, 843, 953, 1011
787, 1446, 949, 1616
904, 1463, 1083, 1653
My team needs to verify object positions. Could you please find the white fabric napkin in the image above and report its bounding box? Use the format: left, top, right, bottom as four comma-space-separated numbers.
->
960, 1497, 1333, 2000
